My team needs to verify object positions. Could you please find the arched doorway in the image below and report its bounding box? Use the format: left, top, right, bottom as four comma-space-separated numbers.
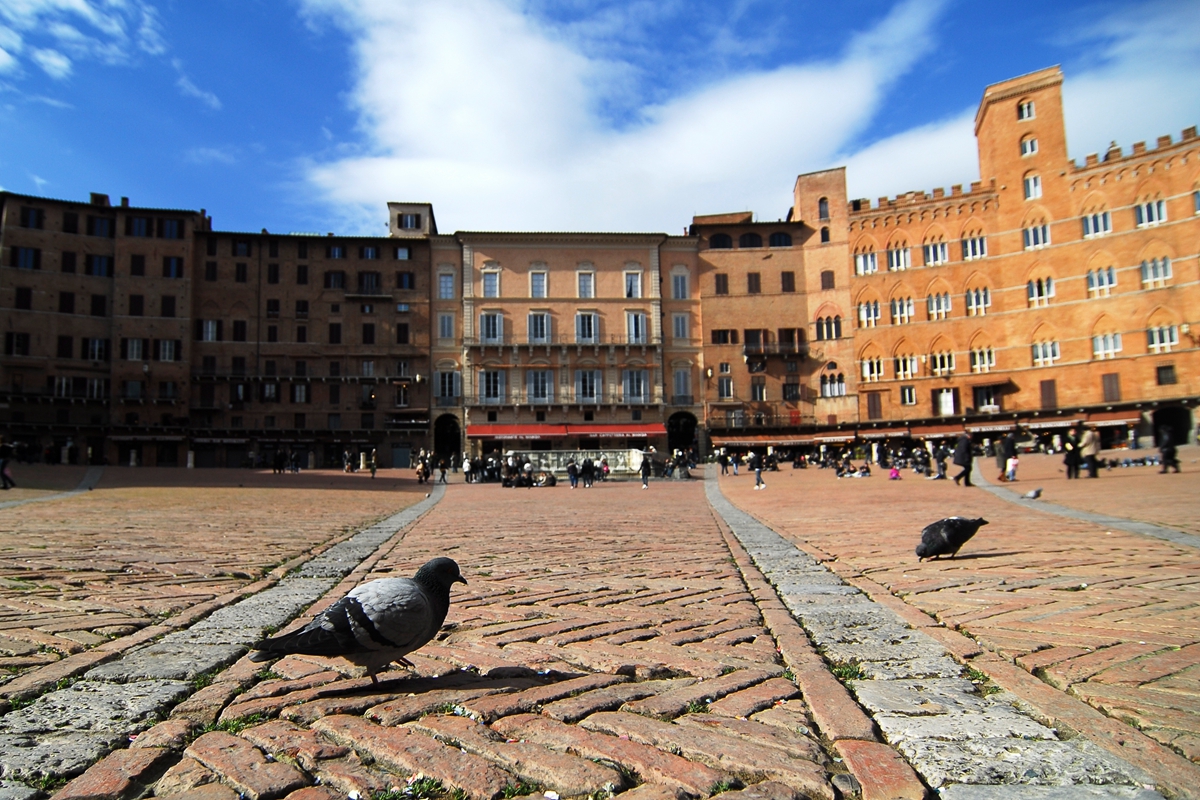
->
1152, 406, 1192, 446
434, 414, 462, 463
667, 411, 698, 454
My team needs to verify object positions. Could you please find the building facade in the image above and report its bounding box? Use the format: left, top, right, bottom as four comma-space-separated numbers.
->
2, 66, 1198, 466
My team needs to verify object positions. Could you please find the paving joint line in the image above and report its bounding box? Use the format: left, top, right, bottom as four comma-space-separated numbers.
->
0, 483, 446, 785
0, 467, 104, 511
704, 468, 1167, 800
970, 459, 1200, 550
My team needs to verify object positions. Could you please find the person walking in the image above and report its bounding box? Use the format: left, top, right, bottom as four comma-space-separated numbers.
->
369, 449, 377, 479
0, 439, 15, 490
952, 433, 973, 487
640, 452, 652, 489
1159, 427, 1182, 473
931, 441, 948, 480
751, 450, 766, 490
581, 457, 594, 488
718, 451, 729, 475
1080, 425, 1101, 478
1001, 431, 1018, 482
1063, 426, 1081, 479
567, 459, 579, 489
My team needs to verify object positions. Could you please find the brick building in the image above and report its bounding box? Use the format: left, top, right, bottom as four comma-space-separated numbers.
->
2, 66, 1197, 466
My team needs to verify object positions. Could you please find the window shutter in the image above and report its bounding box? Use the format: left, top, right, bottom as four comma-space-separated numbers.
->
216, 321, 223, 341
120, 338, 129, 360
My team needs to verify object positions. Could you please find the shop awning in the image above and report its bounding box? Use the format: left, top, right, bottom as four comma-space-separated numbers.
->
1019, 417, 1081, 430
909, 423, 965, 437
813, 432, 857, 443
467, 424, 569, 440
1087, 410, 1144, 427
110, 435, 187, 442
857, 428, 910, 440
965, 422, 1016, 433
191, 437, 249, 444
567, 423, 665, 438
711, 434, 815, 447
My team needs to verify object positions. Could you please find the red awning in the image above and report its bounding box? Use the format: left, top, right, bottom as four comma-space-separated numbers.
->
1087, 410, 1144, 427
466, 424, 569, 440
567, 423, 665, 438
711, 434, 815, 446
909, 423, 965, 437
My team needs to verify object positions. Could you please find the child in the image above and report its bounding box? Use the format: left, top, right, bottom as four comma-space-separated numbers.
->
889, 465, 901, 480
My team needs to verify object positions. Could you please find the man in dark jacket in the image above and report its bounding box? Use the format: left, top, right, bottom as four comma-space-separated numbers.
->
1063, 427, 1081, 479
1160, 428, 1181, 474
952, 433, 974, 487
640, 452, 653, 489
999, 431, 1017, 482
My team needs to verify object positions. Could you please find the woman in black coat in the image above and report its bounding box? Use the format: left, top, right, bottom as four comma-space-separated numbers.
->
952, 433, 974, 487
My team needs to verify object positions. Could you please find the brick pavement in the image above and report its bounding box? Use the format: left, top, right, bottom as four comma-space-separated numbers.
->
38, 478, 915, 800
0, 468, 424, 695
718, 460, 1200, 782
985, 446, 1200, 538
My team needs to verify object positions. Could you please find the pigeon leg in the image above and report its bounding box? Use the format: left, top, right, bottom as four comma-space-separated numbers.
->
395, 656, 415, 668
369, 672, 379, 686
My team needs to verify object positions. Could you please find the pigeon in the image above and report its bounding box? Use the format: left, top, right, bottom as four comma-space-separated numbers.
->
249, 557, 467, 683
916, 517, 989, 561
1023, 487, 1043, 500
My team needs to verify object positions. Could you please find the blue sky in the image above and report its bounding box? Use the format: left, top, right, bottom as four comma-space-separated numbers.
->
1, 0, 1198, 235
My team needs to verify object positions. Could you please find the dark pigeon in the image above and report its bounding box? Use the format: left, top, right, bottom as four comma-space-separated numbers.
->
1023, 487, 1043, 500
250, 557, 467, 682
916, 517, 989, 561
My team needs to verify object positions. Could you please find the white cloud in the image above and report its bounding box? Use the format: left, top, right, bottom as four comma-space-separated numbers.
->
299, 0, 949, 232
0, 0, 163, 76
31, 47, 71, 79
836, 0, 1200, 204
173, 59, 221, 110
184, 146, 236, 165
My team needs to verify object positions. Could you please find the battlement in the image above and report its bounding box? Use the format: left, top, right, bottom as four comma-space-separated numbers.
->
847, 179, 996, 216
1074, 126, 1198, 171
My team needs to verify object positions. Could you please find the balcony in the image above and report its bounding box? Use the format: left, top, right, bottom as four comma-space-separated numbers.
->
670, 394, 694, 406
464, 334, 663, 348
707, 404, 816, 430
742, 343, 809, 358
434, 396, 460, 407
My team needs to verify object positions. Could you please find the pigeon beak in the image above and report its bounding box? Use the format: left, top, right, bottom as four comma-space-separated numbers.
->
456, 575, 468, 585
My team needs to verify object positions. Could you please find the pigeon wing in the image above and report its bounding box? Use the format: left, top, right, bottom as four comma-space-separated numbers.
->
251, 578, 434, 658
349, 577, 437, 654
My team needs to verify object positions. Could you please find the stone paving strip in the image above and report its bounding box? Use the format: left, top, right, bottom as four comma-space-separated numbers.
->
0, 485, 445, 787
970, 464, 1200, 551
0, 467, 104, 512
705, 476, 1167, 800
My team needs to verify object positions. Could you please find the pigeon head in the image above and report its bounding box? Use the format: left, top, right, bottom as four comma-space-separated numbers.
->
414, 557, 468, 591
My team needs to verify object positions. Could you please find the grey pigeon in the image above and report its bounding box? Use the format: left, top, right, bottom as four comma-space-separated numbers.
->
1023, 487, 1043, 500
249, 557, 466, 683
916, 517, 988, 561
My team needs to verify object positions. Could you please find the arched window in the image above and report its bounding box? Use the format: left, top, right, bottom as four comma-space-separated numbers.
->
961, 230, 987, 260
1135, 197, 1167, 228
1031, 340, 1060, 366
889, 296, 915, 325
739, 232, 763, 248
927, 292, 951, 320
1027, 277, 1054, 307
1023, 219, 1050, 250
858, 300, 881, 328
818, 197, 830, 220
1087, 267, 1116, 297
966, 286, 991, 316
1147, 323, 1178, 354
861, 357, 883, 383
815, 316, 842, 341
1023, 172, 1042, 200
930, 349, 955, 376
1082, 209, 1112, 238
1141, 257, 1171, 288
894, 354, 918, 379
1093, 332, 1122, 360
820, 372, 846, 398
1020, 135, 1038, 157
854, 248, 877, 275
768, 232, 792, 247
887, 243, 910, 271
709, 233, 732, 249
970, 346, 995, 373
922, 237, 948, 265
820, 227, 830, 243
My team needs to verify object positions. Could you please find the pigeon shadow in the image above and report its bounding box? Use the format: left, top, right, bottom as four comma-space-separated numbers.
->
322, 666, 586, 696
937, 551, 1021, 561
